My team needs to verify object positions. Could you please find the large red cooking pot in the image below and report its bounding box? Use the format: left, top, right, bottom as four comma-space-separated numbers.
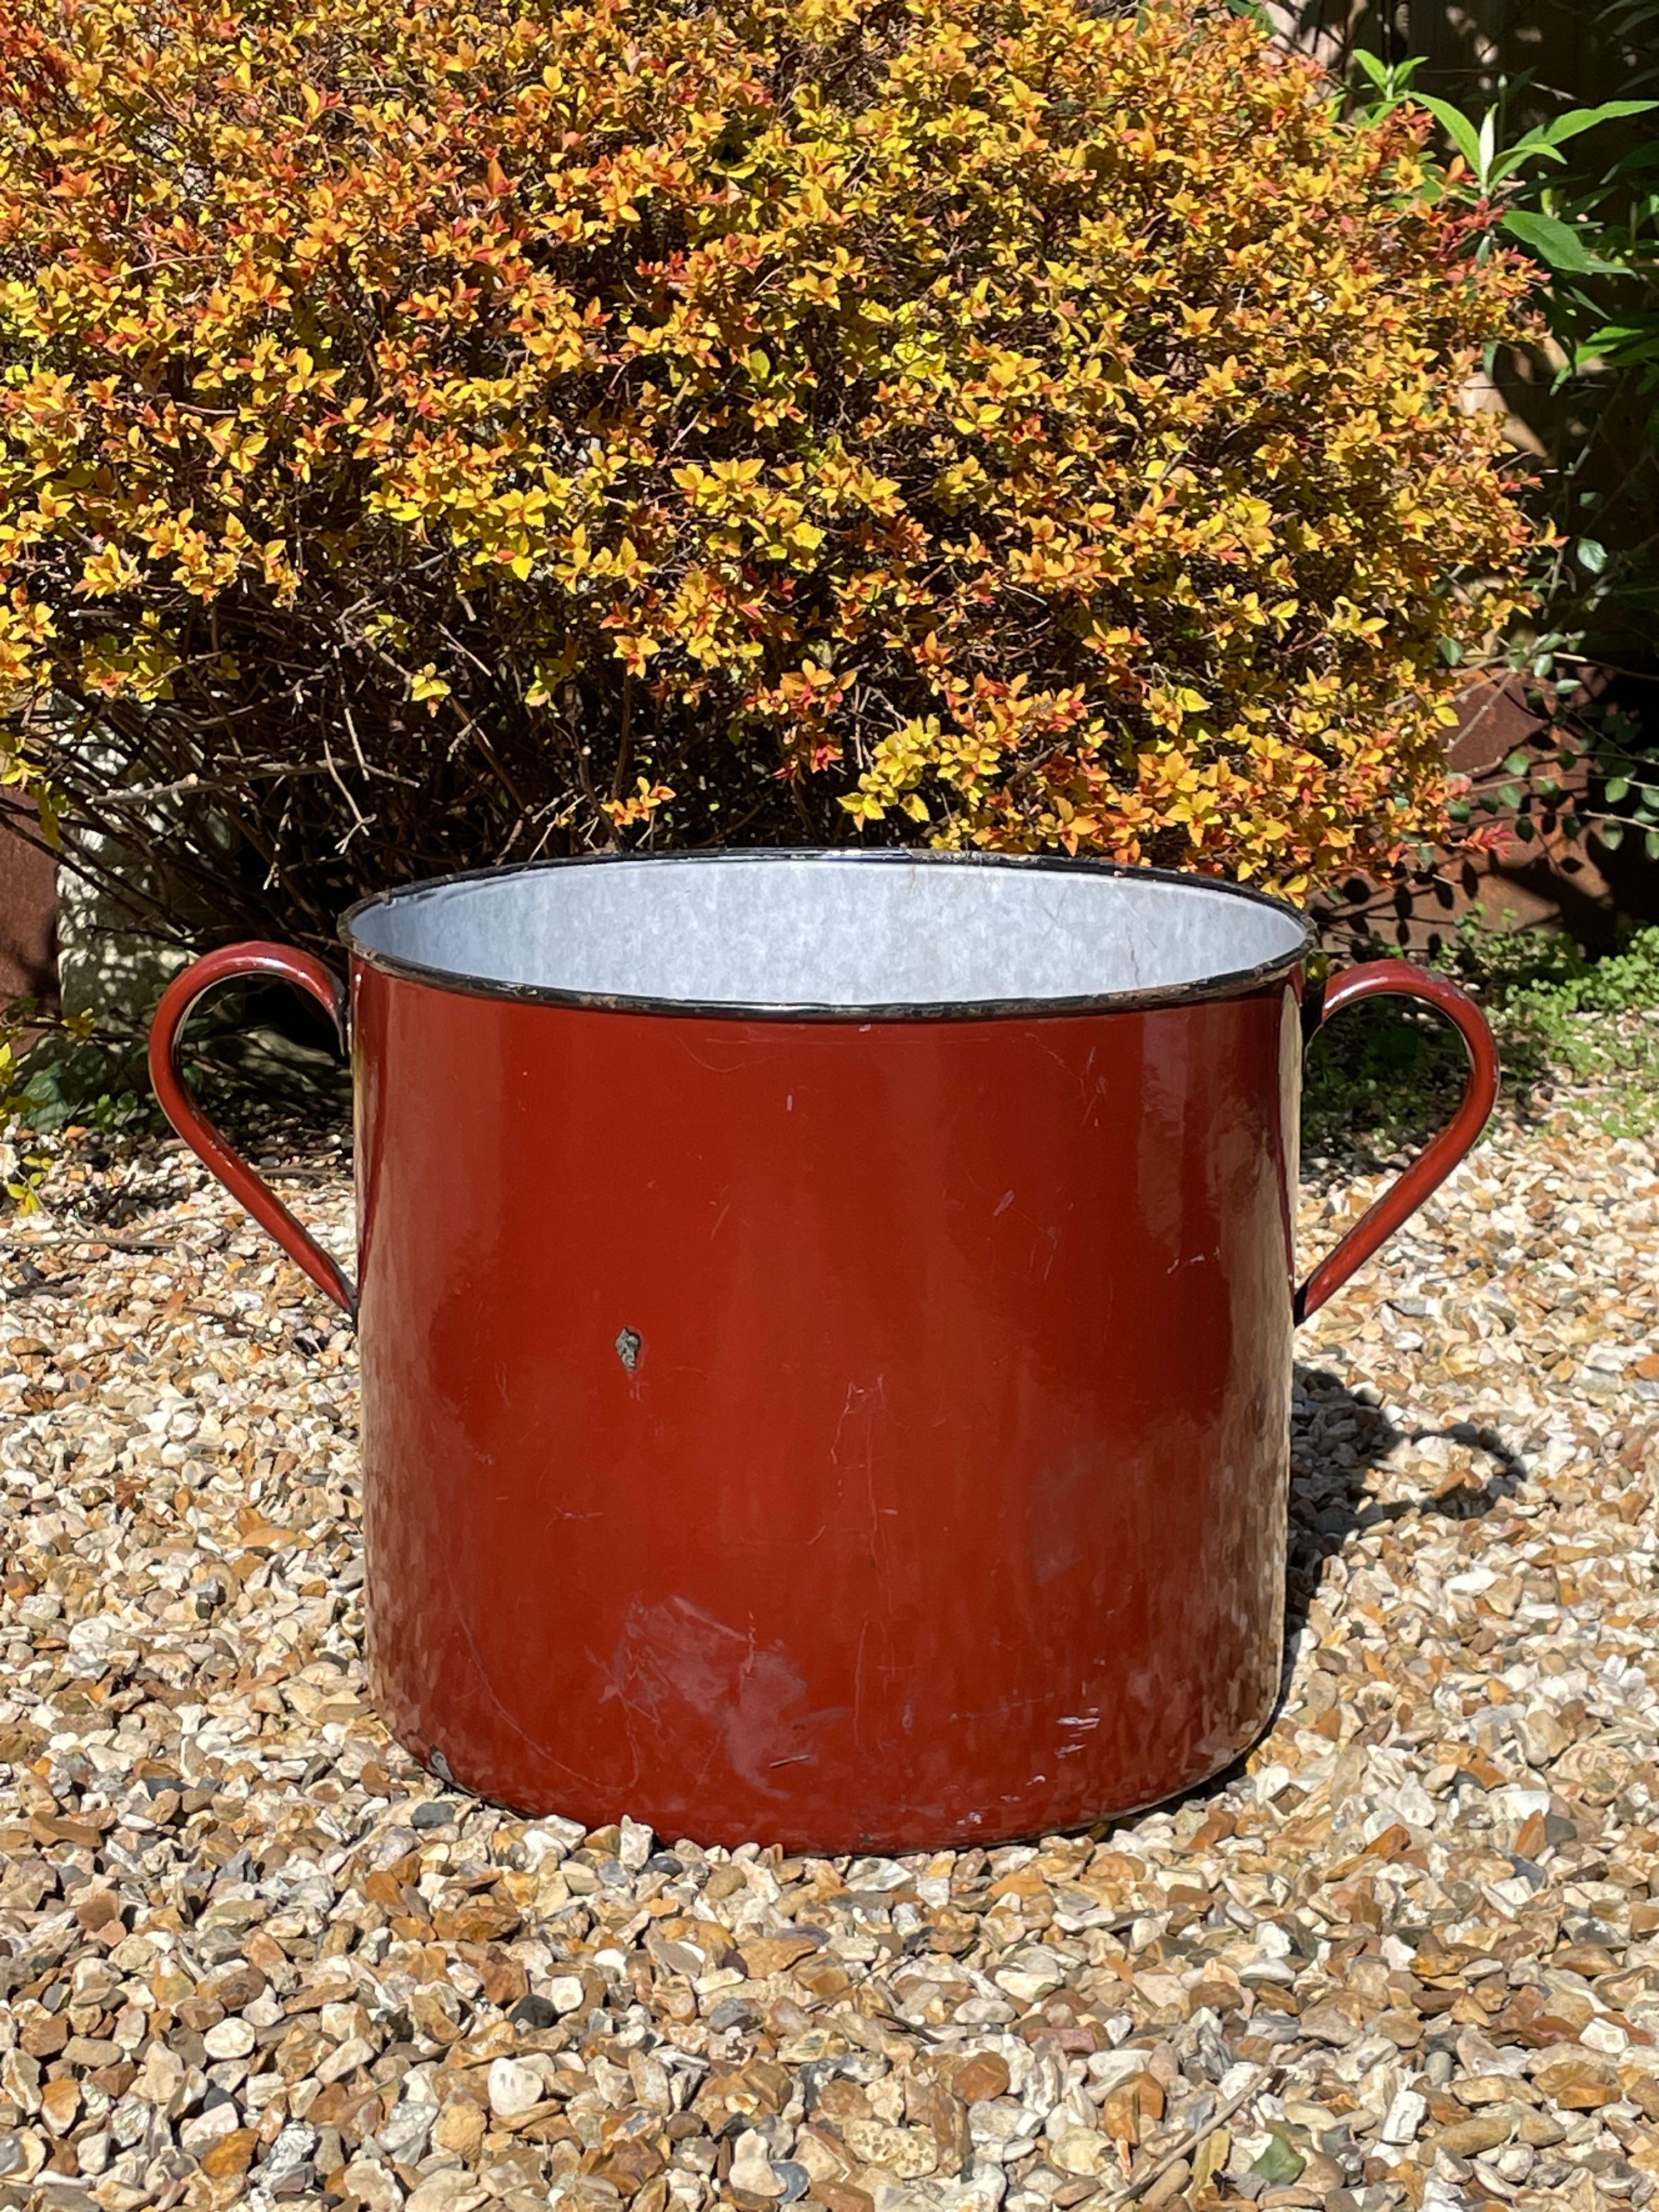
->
150, 853, 1497, 1851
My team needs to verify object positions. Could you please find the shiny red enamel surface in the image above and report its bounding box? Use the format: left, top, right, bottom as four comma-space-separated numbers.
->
350, 969, 1302, 1849
151, 927, 1498, 1852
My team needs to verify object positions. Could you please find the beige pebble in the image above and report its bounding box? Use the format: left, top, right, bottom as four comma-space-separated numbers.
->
488, 2055, 544, 2118
1049, 2128, 1112, 2177
202, 2015, 256, 2061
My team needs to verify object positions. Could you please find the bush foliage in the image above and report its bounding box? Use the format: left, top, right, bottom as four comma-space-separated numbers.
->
0, 0, 1534, 946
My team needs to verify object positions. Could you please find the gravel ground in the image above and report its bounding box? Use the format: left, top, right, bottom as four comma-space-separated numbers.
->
2, 1086, 1658, 2212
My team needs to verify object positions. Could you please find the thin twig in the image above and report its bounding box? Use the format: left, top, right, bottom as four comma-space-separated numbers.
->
91, 765, 332, 806
1101, 2066, 1277, 2209
1553, 652, 1659, 683
9, 1224, 228, 1256
78, 1236, 187, 1257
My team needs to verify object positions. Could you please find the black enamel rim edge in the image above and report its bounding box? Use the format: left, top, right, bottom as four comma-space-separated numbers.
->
337, 848, 1316, 1022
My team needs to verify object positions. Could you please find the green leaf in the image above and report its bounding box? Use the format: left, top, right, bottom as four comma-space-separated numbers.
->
1353, 49, 1390, 89
1574, 320, 1659, 370
1478, 106, 1497, 182
1447, 797, 1472, 820
1575, 538, 1609, 573
1499, 782, 1526, 809
1602, 820, 1626, 850
1536, 99, 1658, 146
1489, 142, 1568, 185
1607, 776, 1632, 802
1504, 749, 1532, 774
1513, 814, 1536, 841
1501, 210, 1628, 274
1419, 95, 1486, 173
1647, 829, 1659, 861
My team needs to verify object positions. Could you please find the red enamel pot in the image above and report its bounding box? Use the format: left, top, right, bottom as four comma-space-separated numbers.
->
149, 853, 1497, 1852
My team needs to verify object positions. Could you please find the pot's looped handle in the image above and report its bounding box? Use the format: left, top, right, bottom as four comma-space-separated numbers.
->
1296, 959, 1498, 1324
148, 943, 357, 1319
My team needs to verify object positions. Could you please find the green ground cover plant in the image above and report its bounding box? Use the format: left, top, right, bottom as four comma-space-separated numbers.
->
1304, 917, 1659, 1160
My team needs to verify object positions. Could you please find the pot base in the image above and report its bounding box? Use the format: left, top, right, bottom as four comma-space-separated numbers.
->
383, 1694, 1279, 1855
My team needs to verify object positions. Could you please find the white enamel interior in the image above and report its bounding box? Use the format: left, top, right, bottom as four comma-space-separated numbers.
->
346, 856, 1307, 1009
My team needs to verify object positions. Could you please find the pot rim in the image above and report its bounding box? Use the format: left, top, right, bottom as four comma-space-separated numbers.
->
338, 848, 1314, 1022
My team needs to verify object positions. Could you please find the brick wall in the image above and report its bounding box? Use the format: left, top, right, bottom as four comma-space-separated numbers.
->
0, 798, 55, 1012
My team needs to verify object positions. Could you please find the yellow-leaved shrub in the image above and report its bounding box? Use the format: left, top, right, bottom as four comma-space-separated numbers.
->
0, 0, 1533, 936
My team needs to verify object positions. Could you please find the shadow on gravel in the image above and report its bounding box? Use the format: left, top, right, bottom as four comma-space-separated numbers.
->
1108, 1363, 1533, 1833
1281, 1361, 1530, 1666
